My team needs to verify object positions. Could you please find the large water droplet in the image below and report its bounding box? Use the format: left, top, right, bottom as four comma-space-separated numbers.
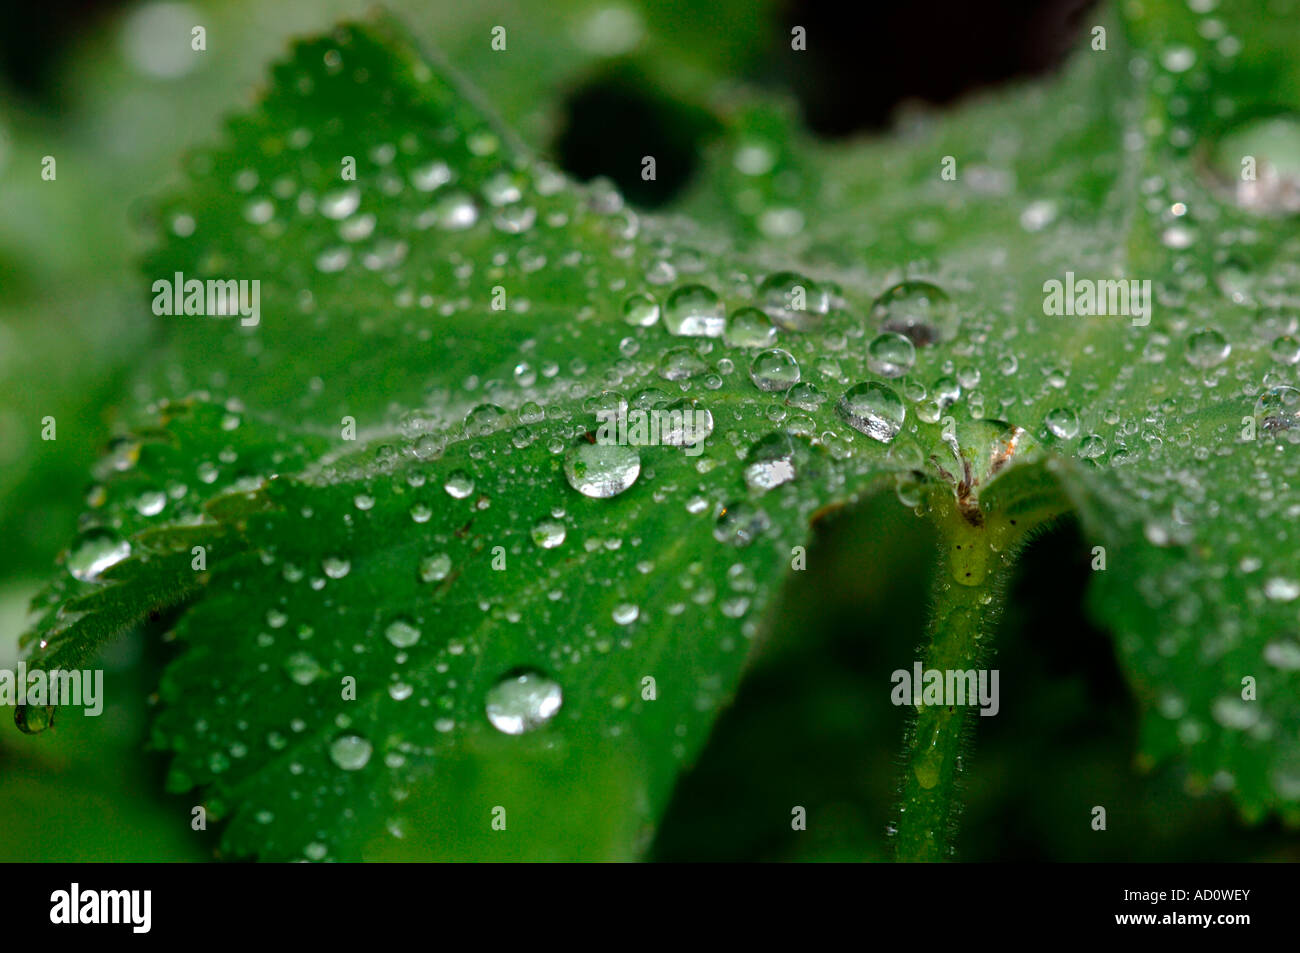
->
1255, 385, 1300, 435
871, 281, 954, 346
664, 284, 725, 337
622, 292, 660, 327
724, 307, 778, 348
748, 348, 800, 392
744, 432, 797, 491
759, 271, 829, 331
67, 530, 132, 583
1045, 406, 1081, 440
384, 618, 422, 648
531, 519, 567, 548
564, 441, 641, 498
1212, 113, 1300, 215
838, 382, 905, 443
658, 346, 706, 380
485, 669, 563, 734
444, 469, 475, 498
14, 704, 55, 735
329, 734, 373, 770
867, 332, 917, 378
1185, 328, 1230, 369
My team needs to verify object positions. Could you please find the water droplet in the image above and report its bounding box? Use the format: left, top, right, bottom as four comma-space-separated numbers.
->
713, 502, 771, 546
464, 403, 506, 437
320, 186, 360, 220
1045, 406, 1080, 440
1211, 113, 1300, 215
14, 703, 55, 735
485, 669, 563, 734
744, 432, 797, 491
284, 652, 322, 685
1256, 385, 1300, 434
1185, 328, 1230, 369
564, 441, 641, 498
1264, 637, 1300, 671
531, 519, 567, 548
612, 603, 640, 625
838, 382, 905, 443
658, 399, 714, 447
748, 348, 801, 392
67, 530, 131, 583
329, 734, 373, 770
384, 618, 422, 648
759, 271, 829, 331
871, 281, 954, 346
444, 470, 475, 498
867, 332, 917, 378
420, 553, 452, 582
657, 346, 706, 381
724, 307, 778, 348
664, 284, 725, 337
622, 292, 660, 327
1272, 336, 1300, 364
1264, 577, 1300, 602
322, 556, 351, 579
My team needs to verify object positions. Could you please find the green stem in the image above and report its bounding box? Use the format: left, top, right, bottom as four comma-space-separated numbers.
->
890, 500, 1024, 862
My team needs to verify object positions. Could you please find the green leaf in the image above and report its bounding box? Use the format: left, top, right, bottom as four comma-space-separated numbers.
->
19, 0, 1300, 860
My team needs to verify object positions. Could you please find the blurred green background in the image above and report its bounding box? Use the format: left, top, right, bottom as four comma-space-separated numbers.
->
1, 0, 1295, 861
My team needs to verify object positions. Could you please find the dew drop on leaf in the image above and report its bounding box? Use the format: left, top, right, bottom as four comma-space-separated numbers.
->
748, 347, 801, 392
564, 441, 641, 498
329, 734, 373, 770
1185, 328, 1230, 369
1045, 406, 1081, 440
444, 469, 475, 498
419, 553, 452, 582
871, 281, 954, 346
14, 703, 55, 735
724, 307, 777, 348
622, 292, 660, 327
838, 382, 905, 443
867, 332, 917, 378
67, 529, 132, 583
531, 519, 567, 548
743, 432, 797, 491
663, 284, 725, 337
485, 669, 563, 734
384, 618, 421, 647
